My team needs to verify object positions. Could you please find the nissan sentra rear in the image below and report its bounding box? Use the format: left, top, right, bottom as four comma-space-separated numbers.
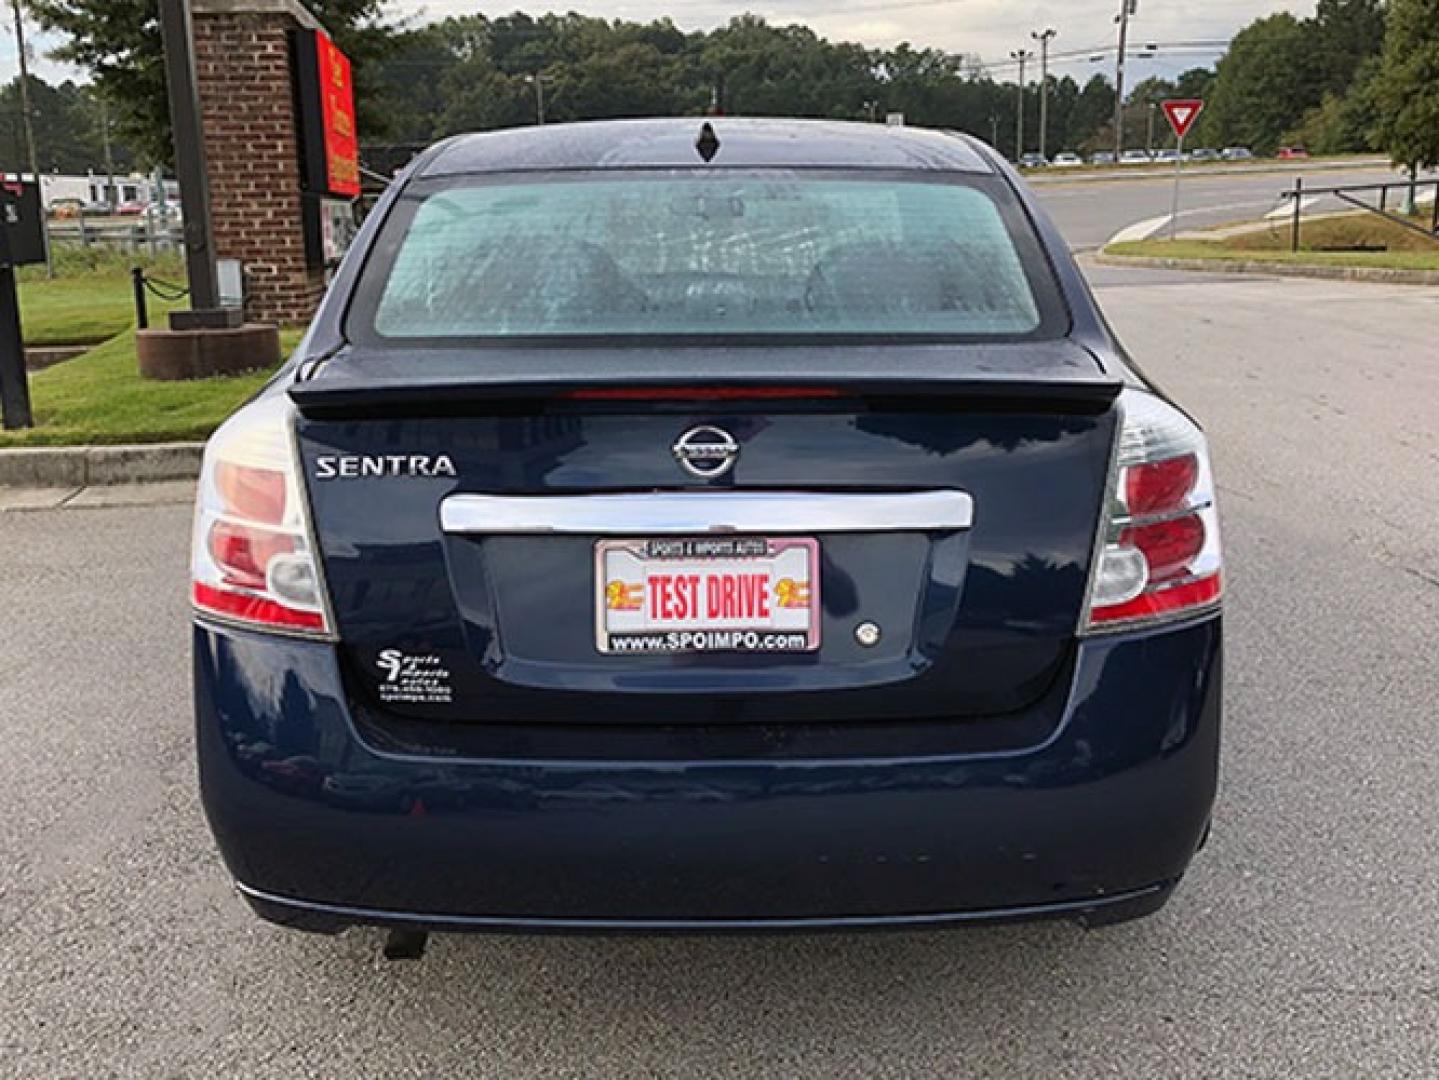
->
192, 119, 1221, 943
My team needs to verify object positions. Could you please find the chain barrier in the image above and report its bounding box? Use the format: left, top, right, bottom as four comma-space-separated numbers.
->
132, 266, 191, 330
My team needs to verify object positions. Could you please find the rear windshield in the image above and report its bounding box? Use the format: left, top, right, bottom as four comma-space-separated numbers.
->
352, 170, 1066, 344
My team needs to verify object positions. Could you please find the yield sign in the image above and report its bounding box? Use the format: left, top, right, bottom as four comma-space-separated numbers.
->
1162, 99, 1204, 140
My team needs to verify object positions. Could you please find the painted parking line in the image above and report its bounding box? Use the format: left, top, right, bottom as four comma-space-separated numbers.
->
1105, 214, 1174, 245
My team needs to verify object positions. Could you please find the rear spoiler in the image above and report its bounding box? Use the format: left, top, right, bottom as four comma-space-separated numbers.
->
289, 343, 1124, 418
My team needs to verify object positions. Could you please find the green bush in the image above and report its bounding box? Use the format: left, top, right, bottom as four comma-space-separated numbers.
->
18, 244, 185, 283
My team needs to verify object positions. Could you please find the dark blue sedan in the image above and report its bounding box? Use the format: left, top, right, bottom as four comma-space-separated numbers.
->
192, 119, 1222, 952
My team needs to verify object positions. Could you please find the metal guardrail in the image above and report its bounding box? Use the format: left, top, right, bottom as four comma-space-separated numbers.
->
1279, 176, 1439, 253
47, 211, 183, 256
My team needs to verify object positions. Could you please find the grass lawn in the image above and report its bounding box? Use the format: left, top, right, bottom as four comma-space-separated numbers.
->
0, 327, 301, 447
17, 251, 186, 347
1107, 211, 1439, 271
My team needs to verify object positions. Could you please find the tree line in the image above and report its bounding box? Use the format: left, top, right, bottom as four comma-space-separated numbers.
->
9, 0, 1439, 177
0, 74, 136, 175
365, 11, 1121, 162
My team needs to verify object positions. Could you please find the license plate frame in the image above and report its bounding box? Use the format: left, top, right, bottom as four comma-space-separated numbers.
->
594, 536, 821, 656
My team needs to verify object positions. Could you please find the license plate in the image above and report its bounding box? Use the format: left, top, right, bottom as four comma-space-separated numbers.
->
595, 536, 820, 655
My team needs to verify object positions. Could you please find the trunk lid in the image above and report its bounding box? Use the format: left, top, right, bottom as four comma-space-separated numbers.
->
292, 343, 1119, 725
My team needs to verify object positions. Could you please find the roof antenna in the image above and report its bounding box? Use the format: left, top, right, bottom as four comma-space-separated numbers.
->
695, 122, 720, 163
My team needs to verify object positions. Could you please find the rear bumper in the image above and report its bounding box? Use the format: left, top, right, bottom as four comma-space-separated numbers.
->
195, 617, 1221, 931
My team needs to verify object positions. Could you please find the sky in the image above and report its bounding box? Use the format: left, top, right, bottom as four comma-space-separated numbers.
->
1, 1, 1318, 87
384, 0, 1319, 80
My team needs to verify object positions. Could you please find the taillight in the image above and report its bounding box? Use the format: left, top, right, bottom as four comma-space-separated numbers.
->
1082, 389, 1221, 632
191, 395, 332, 637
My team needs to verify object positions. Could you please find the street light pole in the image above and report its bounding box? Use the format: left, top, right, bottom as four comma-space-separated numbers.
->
1113, 0, 1134, 160
1010, 49, 1031, 159
1146, 101, 1157, 155
1032, 28, 1056, 162
526, 74, 545, 125
10, 0, 51, 278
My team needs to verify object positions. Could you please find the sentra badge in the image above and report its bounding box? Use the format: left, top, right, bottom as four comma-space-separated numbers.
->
314, 454, 457, 479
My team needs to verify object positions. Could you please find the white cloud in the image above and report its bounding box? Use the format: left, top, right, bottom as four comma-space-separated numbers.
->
0, 29, 85, 87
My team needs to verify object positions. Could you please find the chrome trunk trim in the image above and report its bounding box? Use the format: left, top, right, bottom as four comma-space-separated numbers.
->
440, 490, 974, 535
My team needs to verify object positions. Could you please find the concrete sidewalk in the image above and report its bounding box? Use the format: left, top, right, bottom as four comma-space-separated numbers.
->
0, 442, 203, 490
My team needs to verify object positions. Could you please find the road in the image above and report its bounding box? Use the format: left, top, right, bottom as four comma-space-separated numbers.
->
5, 224, 1439, 1075
1031, 160, 1426, 251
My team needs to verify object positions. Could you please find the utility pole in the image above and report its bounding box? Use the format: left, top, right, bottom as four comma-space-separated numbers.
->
10, 0, 51, 278
526, 74, 545, 125
989, 113, 998, 148
1113, 0, 1135, 160
1032, 28, 1056, 162
1146, 101, 1157, 155
1010, 49, 1032, 160
99, 97, 117, 212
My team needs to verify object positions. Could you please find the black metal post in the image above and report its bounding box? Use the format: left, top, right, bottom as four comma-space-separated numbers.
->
1431, 182, 1438, 235
132, 266, 149, 330
1379, 184, 1386, 213
11, 0, 52, 279
157, 0, 239, 330
0, 230, 32, 429
1291, 177, 1303, 254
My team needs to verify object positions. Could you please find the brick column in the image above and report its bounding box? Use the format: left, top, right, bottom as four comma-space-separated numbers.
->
191, 0, 325, 325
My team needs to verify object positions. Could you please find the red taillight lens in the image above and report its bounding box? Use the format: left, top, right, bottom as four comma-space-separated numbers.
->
192, 396, 331, 637
208, 518, 296, 590
192, 582, 326, 632
215, 461, 286, 524
1086, 574, 1222, 627
1119, 515, 1206, 584
1125, 453, 1198, 517
1084, 392, 1222, 632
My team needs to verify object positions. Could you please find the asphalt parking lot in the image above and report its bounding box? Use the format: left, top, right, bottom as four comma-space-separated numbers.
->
4, 265, 1439, 1077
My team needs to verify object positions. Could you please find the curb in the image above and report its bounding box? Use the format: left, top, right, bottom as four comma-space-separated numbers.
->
1094, 252, 1439, 286
26, 344, 91, 371
1027, 156, 1394, 186
0, 442, 205, 489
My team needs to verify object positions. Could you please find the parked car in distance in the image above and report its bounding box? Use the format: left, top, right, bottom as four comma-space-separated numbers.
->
191, 118, 1224, 950
115, 199, 146, 215
1153, 149, 1180, 163
145, 202, 183, 224
83, 199, 115, 216
1017, 152, 1048, 169
1221, 147, 1254, 161
1090, 150, 1116, 166
1277, 146, 1309, 159
1120, 149, 1153, 165
1188, 148, 1220, 162
48, 197, 85, 219
1051, 151, 1084, 168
